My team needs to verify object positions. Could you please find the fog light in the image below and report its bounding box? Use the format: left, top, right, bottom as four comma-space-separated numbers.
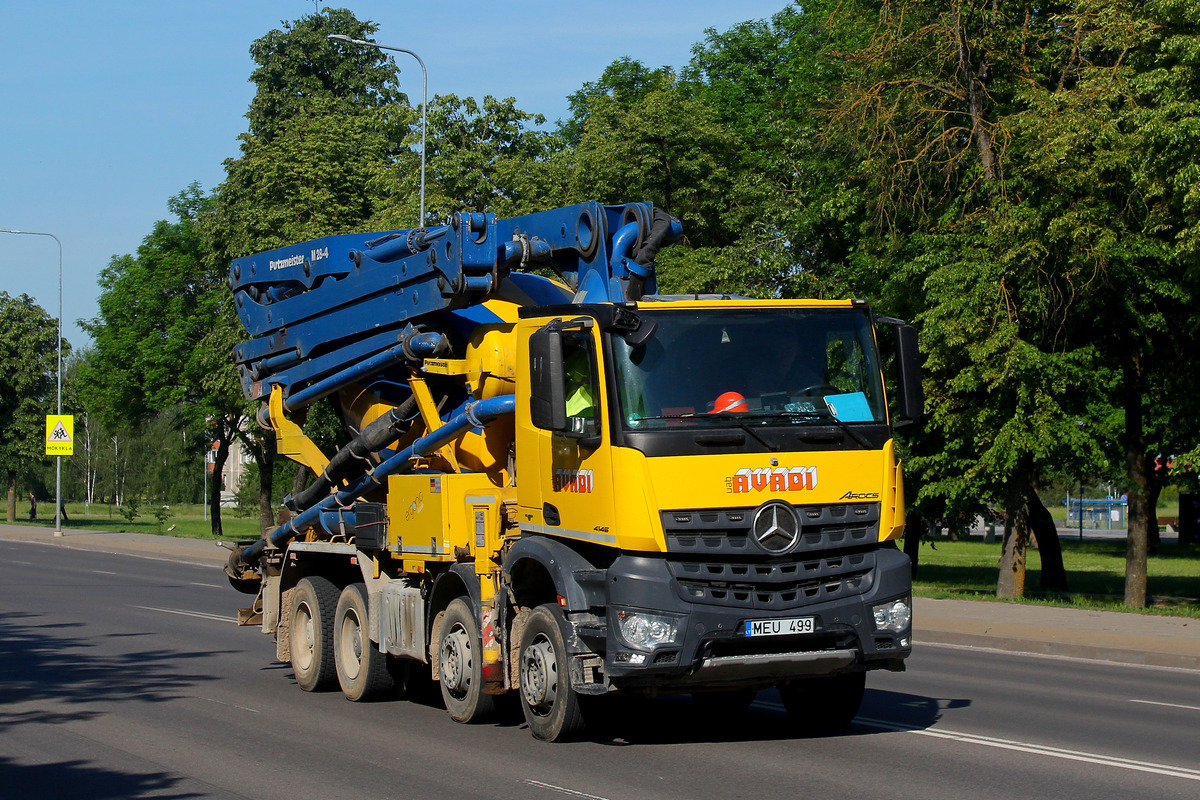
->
616, 609, 682, 649
872, 598, 911, 633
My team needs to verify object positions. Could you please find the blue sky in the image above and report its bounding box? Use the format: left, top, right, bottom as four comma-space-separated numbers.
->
0, 0, 791, 346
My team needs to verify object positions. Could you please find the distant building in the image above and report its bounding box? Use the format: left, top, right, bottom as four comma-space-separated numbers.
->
207, 438, 253, 507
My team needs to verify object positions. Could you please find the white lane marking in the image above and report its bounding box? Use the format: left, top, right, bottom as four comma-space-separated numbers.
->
10, 560, 34, 565
196, 696, 259, 714
523, 780, 612, 800
189, 582, 222, 588
131, 605, 234, 623
856, 717, 1200, 782
92, 570, 117, 575
1131, 699, 1200, 712
919, 641, 1200, 675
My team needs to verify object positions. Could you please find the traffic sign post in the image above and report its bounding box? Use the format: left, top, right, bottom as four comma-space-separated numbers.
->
45, 415, 72, 536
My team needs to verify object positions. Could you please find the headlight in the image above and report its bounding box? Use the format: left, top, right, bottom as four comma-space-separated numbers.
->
615, 609, 682, 649
872, 598, 912, 633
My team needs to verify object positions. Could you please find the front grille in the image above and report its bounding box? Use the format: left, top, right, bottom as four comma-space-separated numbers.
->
662, 503, 879, 557
667, 550, 876, 611
659, 503, 880, 611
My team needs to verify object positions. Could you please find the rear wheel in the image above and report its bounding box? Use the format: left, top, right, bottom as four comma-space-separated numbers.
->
289, 576, 339, 692
334, 583, 393, 701
437, 598, 494, 722
778, 672, 865, 735
518, 604, 585, 742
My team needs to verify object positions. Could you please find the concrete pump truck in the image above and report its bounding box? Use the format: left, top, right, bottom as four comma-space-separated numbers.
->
223, 201, 923, 741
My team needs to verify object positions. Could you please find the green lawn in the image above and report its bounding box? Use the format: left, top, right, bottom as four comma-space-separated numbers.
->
11, 502, 264, 541
911, 535, 1200, 617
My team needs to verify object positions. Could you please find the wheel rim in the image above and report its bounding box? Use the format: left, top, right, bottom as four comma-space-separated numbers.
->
294, 601, 315, 671
338, 607, 364, 681
440, 624, 472, 699
520, 634, 557, 716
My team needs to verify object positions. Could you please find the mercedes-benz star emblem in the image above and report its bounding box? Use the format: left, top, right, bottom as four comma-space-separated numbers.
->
751, 501, 801, 554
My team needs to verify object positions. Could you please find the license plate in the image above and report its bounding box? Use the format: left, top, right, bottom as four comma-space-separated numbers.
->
744, 616, 815, 637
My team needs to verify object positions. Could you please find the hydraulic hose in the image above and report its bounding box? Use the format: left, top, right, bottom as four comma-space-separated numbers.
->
233, 395, 516, 568
284, 395, 418, 513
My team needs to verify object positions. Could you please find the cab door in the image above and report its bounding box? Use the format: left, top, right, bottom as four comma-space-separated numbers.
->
515, 317, 618, 548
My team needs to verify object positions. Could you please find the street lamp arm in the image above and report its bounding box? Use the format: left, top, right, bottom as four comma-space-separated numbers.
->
327, 33, 428, 226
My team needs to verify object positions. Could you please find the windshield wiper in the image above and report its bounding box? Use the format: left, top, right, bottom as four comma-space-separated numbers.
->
631, 411, 777, 451
763, 408, 873, 449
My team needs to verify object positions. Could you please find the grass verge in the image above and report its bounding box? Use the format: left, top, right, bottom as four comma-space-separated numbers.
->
9, 502, 263, 540
911, 535, 1200, 617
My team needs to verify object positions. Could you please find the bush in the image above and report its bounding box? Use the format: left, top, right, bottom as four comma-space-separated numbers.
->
120, 494, 142, 525
153, 504, 173, 533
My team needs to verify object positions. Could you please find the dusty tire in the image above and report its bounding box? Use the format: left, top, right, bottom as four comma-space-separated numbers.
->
437, 598, 494, 722
518, 604, 585, 742
334, 583, 393, 701
779, 672, 865, 735
289, 576, 339, 692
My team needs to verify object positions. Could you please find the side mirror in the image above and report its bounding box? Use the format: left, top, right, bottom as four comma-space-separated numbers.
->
529, 323, 567, 432
893, 323, 924, 426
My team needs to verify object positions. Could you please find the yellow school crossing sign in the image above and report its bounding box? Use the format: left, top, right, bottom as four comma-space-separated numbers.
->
45, 415, 74, 456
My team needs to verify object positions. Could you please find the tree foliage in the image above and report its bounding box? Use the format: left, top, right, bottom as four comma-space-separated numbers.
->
0, 293, 62, 521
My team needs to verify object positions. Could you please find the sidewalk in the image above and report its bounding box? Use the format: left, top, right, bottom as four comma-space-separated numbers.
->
0, 522, 230, 567
916, 597, 1199, 671
3, 523, 1198, 671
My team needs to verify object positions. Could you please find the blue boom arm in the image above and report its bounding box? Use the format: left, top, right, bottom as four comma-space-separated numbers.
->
229, 201, 681, 406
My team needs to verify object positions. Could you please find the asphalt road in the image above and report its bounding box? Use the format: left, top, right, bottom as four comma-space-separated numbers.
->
2, 539, 1198, 800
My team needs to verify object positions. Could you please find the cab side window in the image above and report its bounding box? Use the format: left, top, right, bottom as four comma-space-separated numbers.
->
562, 332, 599, 436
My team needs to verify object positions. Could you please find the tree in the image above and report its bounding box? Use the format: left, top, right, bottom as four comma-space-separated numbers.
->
569, 66, 743, 249
246, 7, 405, 146
421, 94, 562, 219
0, 292, 62, 521
82, 184, 239, 533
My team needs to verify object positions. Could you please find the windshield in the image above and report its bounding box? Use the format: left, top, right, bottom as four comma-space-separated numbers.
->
611, 307, 887, 431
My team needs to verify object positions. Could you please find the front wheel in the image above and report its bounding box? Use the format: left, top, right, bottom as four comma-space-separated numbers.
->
518, 604, 585, 742
778, 672, 865, 735
437, 598, 494, 723
334, 583, 394, 701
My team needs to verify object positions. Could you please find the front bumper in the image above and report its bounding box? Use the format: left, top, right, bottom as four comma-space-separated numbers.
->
594, 546, 912, 690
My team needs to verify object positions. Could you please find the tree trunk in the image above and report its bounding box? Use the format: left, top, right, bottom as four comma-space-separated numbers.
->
1147, 453, 1167, 553
257, 431, 277, 535
1029, 490, 1068, 592
6, 470, 15, 522
955, 4, 999, 184
997, 468, 1034, 598
1123, 355, 1150, 608
903, 509, 924, 579
209, 433, 232, 539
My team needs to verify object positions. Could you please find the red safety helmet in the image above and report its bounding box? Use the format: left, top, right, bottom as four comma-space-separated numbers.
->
714, 391, 748, 413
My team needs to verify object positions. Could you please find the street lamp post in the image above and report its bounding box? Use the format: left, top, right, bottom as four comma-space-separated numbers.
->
0, 228, 64, 536
327, 33, 427, 226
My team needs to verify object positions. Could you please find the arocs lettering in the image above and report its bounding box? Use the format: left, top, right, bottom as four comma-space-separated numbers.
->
727, 466, 817, 493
